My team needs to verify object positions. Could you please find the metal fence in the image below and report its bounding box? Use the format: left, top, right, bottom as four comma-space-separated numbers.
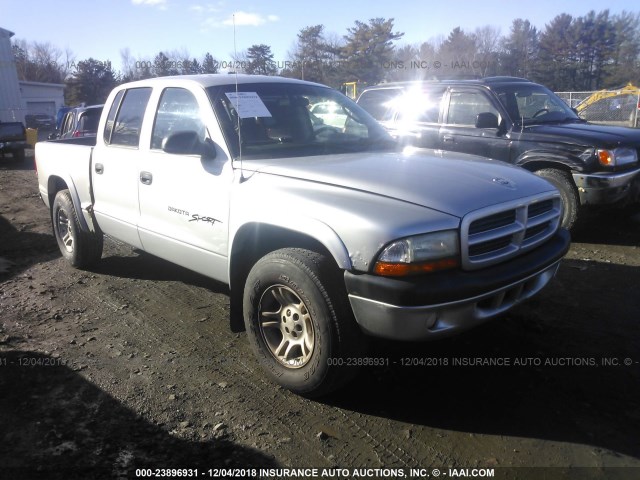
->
555, 91, 598, 109
556, 90, 640, 128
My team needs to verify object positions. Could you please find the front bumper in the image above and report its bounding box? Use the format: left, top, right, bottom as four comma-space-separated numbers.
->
573, 167, 640, 205
345, 229, 570, 341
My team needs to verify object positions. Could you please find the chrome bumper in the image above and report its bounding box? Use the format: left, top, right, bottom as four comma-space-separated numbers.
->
573, 167, 640, 205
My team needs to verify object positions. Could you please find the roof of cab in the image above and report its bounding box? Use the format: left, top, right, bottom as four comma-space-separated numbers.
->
360, 76, 535, 93
116, 74, 327, 90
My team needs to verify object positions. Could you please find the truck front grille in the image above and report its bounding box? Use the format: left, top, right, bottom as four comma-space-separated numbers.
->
460, 193, 562, 270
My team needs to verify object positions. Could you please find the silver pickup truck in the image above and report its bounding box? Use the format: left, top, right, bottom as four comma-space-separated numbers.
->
35, 75, 570, 396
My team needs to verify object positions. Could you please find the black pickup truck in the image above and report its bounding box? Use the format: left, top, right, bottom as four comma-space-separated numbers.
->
357, 77, 640, 229
0, 122, 27, 162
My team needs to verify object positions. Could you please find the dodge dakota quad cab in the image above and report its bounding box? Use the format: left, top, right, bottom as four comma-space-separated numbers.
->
35, 75, 570, 396
357, 77, 640, 230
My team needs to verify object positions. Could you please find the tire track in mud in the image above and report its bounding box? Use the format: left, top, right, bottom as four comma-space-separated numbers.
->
6, 166, 640, 473
55, 238, 457, 469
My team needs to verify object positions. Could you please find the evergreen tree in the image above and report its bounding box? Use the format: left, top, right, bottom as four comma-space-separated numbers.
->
188, 58, 202, 75
573, 10, 617, 89
202, 53, 218, 74
285, 25, 337, 84
65, 58, 118, 105
537, 14, 577, 90
340, 18, 404, 84
501, 19, 538, 78
153, 52, 172, 77
438, 27, 477, 78
245, 44, 277, 75
609, 11, 640, 86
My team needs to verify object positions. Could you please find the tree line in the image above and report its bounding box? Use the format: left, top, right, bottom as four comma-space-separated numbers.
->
11, 9, 640, 106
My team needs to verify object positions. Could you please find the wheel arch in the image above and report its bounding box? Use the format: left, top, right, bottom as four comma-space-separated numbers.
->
227, 221, 351, 332
47, 176, 90, 232
515, 149, 585, 175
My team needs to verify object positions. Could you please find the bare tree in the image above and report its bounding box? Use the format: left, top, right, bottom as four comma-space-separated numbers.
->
12, 39, 70, 83
473, 26, 502, 77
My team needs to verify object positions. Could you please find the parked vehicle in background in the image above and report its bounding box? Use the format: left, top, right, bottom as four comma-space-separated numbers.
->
576, 84, 640, 128
357, 77, 640, 230
25, 113, 55, 130
49, 105, 104, 140
0, 121, 27, 162
55, 106, 73, 131
35, 74, 570, 396
310, 101, 349, 128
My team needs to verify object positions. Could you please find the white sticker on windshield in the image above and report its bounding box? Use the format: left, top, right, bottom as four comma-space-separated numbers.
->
225, 92, 272, 118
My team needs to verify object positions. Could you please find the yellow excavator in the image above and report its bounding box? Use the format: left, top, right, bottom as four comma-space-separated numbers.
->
576, 83, 640, 127
342, 81, 368, 100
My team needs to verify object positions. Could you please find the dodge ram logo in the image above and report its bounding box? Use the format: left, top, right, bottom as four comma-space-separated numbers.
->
492, 177, 516, 189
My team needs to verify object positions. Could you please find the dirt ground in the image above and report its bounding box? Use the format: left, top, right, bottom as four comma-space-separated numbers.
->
1, 150, 639, 480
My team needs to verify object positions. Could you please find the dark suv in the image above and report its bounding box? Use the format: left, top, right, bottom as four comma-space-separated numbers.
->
357, 77, 640, 229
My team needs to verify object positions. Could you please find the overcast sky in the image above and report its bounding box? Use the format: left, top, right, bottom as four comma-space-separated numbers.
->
3, 0, 638, 72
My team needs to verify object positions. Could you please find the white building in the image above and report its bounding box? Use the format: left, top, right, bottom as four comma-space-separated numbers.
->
0, 27, 24, 123
0, 26, 65, 124
20, 80, 65, 118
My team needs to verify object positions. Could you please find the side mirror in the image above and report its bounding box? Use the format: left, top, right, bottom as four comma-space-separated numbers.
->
162, 131, 216, 158
475, 112, 499, 129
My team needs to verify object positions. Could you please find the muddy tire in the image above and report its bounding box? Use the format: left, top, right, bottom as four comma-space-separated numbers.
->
535, 168, 580, 231
243, 248, 364, 397
52, 189, 103, 268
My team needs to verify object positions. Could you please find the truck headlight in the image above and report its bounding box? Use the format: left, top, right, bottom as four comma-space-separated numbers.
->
597, 148, 638, 167
374, 230, 459, 276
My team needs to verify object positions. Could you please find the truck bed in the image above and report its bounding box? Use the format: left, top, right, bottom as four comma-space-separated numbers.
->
35, 138, 95, 229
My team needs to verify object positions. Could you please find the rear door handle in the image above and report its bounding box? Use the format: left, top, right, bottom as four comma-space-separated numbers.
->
95, 163, 104, 174
140, 171, 153, 185
442, 135, 455, 143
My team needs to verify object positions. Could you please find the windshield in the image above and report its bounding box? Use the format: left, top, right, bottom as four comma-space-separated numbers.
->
207, 83, 394, 160
493, 84, 580, 125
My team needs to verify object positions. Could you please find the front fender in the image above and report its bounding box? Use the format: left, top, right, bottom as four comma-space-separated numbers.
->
229, 216, 352, 271
515, 150, 587, 173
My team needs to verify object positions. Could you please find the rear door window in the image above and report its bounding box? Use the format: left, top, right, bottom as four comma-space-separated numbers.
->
106, 88, 152, 147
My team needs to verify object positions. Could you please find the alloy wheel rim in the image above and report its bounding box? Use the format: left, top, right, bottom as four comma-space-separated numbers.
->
258, 285, 315, 368
56, 209, 74, 253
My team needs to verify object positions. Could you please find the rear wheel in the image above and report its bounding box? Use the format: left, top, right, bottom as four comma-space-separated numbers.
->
535, 168, 580, 230
243, 248, 364, 397
52, 189, 103, 268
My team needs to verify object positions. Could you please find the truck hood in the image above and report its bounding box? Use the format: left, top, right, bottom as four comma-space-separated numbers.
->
525, 121, 640, 147
242, 149, 556, 219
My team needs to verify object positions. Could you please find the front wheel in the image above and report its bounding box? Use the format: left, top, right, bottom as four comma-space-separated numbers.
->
535, 168, 580, 231
52, 189, 103, 268
243, 248, 364, 397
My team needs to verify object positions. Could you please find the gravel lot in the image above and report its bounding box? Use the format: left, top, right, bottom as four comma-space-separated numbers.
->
1, 150, 639, 480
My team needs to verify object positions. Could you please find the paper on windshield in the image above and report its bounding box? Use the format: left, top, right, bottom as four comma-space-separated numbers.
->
225, 92, 272, 118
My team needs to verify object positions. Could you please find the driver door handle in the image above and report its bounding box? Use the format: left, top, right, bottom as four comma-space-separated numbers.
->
140, 171, 153, 185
